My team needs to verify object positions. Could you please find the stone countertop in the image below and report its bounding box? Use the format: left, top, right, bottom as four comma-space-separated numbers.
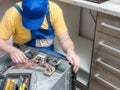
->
59, 0, 120, 17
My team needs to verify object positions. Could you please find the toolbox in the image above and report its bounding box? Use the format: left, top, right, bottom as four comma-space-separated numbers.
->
4, 73, 31, 90
0, 44, 75, 90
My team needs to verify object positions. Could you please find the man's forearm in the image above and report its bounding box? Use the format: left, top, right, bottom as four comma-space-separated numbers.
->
0, 39, 14, 54
0, 39, 28, 63
58, 32, 74, 54
60, 37, 74, 53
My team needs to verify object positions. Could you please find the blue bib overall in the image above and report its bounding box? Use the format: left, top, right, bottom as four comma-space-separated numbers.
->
14, 4, 65, 58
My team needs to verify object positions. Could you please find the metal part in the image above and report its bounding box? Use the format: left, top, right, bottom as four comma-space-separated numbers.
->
24, 49, 34, 60
0, 55, 14, 75
46, 56, 62, 67
34, 54, 47, 64
44, 65, 55, 76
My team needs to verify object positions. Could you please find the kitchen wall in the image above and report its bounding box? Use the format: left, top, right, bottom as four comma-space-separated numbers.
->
0, 0, 18, 20
80, 8, 97, 40
52, 0, 81, 37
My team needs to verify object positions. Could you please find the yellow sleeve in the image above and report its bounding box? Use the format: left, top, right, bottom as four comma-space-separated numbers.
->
0, 7, 15, 40
50, 2, 68, 36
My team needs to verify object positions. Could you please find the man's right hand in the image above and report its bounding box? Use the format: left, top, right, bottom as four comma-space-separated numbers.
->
0, 39, 28, 63
9, 47, 28, 64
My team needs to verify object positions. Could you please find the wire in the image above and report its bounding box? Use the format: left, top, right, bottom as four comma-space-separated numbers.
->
89, 10, 96, 23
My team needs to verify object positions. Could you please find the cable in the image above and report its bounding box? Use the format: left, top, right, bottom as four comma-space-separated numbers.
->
89, 10, 96, 23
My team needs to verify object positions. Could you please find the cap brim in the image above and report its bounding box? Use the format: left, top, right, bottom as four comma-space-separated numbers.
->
22, 16, 44, 30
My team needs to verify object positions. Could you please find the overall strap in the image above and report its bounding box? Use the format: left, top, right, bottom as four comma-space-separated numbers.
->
46, 6, 52, 28
14, 4, 22, 15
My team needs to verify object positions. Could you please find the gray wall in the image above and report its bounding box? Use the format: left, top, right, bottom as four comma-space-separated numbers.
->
80, 8, 97, 40
0, 0, 18, 20
52, 0, 81, 37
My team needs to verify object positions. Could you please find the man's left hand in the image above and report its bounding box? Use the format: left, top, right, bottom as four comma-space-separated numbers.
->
66, 50, 80, 73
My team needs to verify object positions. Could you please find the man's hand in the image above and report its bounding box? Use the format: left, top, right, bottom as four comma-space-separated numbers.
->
9, 47, 28, 64
66, 50, 80, 73
58, 32, 80, 73
0, 39, 28, 63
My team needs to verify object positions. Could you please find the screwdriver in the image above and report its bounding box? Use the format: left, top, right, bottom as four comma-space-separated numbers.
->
9, 79, 15, 90
5, 79, 11, 90
19, 76, 29, 90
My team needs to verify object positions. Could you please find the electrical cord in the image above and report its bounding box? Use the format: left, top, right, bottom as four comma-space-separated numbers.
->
89, 10, 96, 23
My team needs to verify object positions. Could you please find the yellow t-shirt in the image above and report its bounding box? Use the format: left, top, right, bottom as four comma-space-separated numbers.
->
0, 1, 67, 44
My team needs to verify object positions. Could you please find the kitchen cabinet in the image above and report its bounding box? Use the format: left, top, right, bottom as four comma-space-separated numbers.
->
89, 12, 120, 90
58, 0, 120, 89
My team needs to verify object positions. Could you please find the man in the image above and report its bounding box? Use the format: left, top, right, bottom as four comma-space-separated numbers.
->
0, 0, 80, 73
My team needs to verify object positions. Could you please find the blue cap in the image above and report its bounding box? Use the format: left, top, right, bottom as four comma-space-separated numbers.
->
22, 0, 48, 30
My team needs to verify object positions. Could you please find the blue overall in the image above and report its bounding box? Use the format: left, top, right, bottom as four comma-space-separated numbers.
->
14, 4, 65, 58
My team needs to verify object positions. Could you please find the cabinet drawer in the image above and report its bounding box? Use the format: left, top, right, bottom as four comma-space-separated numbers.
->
89, 78, 109, 90
96, 13, 120, 38
89, 78, 118, 90
92, 52, 120, 76
94, 31, 120, 58
90, 65, 120, 90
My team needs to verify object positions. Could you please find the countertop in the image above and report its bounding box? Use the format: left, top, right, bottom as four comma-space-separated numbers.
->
59, 0, 120, 17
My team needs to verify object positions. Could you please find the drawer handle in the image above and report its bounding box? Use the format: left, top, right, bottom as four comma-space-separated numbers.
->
95, 74, 120, 90
101, 22, 120, 32
99, 40, 120, 54
97, 57, 120, 73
